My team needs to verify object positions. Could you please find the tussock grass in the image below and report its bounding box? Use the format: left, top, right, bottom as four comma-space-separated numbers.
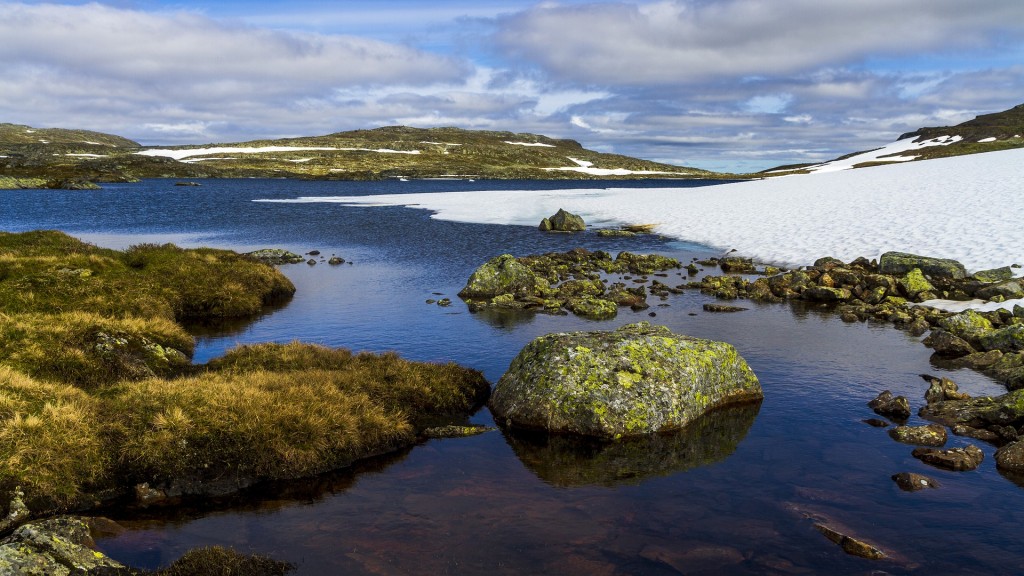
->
156, 546, 293, 576
0, 231, 295, 321
0, 311, 193, 388
106, 368, 412, 485
208, 342, 491, 419
0, 367, 107, 509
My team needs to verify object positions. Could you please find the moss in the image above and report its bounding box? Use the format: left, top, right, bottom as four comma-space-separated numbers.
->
490, 322, 762, 438
898, 268, 935, 298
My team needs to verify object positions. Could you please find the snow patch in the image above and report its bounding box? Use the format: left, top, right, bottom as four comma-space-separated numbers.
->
915, 298, 1023, 313
65, 153, 106, 158
504, 141, 556, 148
545, 166, 680, 176
137, 145, 420, 161
567, 157, 594, 168
978, 137, 997, 143
420, 141, 462, 146
798, 135, 963, 174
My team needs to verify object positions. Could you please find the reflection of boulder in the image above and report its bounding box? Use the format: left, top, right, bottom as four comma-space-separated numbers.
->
500, 402, 760, 487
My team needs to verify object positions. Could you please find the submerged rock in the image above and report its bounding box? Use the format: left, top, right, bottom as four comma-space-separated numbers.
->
814, 524, 887, 560
891, 472, 939, 492
489, 322, 762, 438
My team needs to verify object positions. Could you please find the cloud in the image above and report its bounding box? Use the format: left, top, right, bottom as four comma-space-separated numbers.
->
494, 0, 1024, 86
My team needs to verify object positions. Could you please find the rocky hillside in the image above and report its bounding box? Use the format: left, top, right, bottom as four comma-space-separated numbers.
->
1, 124, 721, 188
765, 102, 1024, 174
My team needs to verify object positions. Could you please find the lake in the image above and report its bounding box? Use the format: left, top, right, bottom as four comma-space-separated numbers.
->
2, 178, 1022, 575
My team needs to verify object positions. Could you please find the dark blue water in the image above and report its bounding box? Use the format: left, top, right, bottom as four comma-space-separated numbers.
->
3, 179, 1022, 575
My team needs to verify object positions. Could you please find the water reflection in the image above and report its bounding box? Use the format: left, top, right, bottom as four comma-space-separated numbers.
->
502, 402, 761, 487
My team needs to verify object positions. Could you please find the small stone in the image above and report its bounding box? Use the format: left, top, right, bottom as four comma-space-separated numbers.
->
923, 376, 970, 403
306, 259, 316, 265
307, 250, 321, 256
891, 472, 939, 491
134, 482, 167, 506
437, 298, 452, 307
952, 424, 1001, 443
425, 299, 436, 304
912, 445, 984, 471
868, 390, 911, 421
328, 256, 345, 265
863, 418, 890, 427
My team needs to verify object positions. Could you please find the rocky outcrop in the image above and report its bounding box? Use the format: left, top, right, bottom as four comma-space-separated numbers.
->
691, 252, 1024, 389
0, 516, 129, 575
489, 322, 762, 438
458, 249, 681, 319
539, 208, 585, 232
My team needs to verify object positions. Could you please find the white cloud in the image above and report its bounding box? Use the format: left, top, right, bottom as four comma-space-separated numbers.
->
494, 0, 1024, 85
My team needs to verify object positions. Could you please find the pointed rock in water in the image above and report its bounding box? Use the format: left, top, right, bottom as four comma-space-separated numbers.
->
868, 390, 911, 421
543, 208, 585, 232
489, 321, 762, 438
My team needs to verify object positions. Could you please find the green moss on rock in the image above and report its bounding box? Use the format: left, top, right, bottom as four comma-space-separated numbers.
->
489, 322, 762, 438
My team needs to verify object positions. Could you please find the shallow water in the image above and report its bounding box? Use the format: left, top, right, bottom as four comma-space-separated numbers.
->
2, 179, 1023, 575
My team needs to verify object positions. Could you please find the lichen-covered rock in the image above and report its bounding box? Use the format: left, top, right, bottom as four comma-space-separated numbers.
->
458, 254, 547, 299
719, 257, 756, 273
995, 439, 1024, 473
543, 208, 585, 232
596, 229, 637, 237
912, 445, 984, 471
974, 267, 1014, 283
978, 325, 1024, 352
615, 251, 681, 275
976, 280, 1024, 301
802, 286, 852, 302
923, 329, 977, 357
814, 524, 887, 560
489, 322, 762, 438
244, 248, 304, 265
879, 251, 967, 280
888, 424, 947, 446
938, 310, 994, 338
566, 297, 618, 319
923, 376, 970, 404
988, 352, 1024, 390
0, 516, 128, 575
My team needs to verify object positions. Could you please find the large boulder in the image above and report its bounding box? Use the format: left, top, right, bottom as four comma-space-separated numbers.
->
878, 252, 967, 280
489, 322, 762, 438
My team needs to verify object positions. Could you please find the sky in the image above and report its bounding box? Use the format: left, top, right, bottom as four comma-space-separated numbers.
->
2, 1, 1023, 173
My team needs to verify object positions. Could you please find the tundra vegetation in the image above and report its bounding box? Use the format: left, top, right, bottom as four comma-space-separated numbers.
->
0, 230, 488, 519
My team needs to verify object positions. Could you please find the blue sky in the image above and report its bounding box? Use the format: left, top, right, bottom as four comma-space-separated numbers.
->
2, 1, 1023, 172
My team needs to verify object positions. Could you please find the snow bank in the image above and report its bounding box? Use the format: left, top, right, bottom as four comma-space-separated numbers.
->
256, 147, 1024, 274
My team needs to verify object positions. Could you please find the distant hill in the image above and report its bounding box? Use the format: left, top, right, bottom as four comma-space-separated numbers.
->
0, 125, 722, 188
0, 123, 139, 148
765, 102, 1024, 174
